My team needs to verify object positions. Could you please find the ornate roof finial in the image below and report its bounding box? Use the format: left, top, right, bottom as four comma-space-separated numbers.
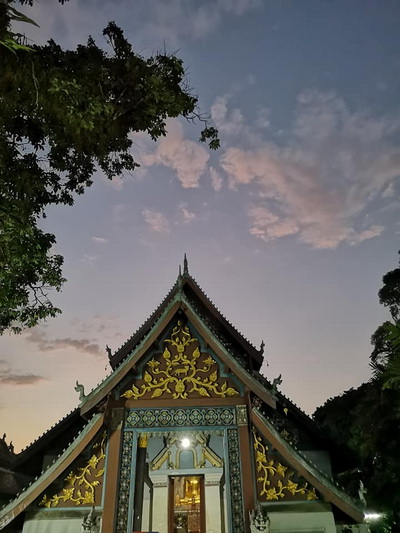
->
179, 264, 182, 277
74, 381, 86, 402
183, 253, 189, 274
271, 374, 282, 396
259, 340, 265, 355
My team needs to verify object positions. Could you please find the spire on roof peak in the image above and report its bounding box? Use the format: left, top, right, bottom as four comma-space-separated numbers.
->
183, 253, 189, 274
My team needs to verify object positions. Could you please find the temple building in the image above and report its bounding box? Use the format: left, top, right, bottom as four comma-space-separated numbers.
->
0, 259, 368, 532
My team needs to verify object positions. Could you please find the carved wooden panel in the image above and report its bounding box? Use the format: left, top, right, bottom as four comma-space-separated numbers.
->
121, 321, 240, 400
252, 428, 318, 502
39, 432, 106, 508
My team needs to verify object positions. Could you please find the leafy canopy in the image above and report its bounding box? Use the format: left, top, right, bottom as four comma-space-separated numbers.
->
370, 251, 400, 371
0, 1, 219, 333
314, 253, 400, 531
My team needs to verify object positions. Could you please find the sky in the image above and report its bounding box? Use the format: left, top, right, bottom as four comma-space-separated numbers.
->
1, 0, 400, 452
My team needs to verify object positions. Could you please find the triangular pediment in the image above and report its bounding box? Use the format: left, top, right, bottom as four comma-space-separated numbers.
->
120, 319, 243, 401
81, 296, 276, 415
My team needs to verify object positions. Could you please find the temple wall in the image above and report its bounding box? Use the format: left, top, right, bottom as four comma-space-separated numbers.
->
22, 511, 102, 533
22, 516, 102, 533
268, 510, 336, 532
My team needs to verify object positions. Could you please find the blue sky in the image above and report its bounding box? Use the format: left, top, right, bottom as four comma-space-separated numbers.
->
1, 0, 399, 451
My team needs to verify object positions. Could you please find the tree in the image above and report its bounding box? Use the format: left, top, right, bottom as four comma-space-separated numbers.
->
314, 253, 400, 531
370, 252, 400, 370
0, 1, 219, 333
379, 321, 400, 390
314, 382, 400, 519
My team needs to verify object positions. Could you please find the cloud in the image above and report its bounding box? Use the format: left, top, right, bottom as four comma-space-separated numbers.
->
142, 209, 170, 233
17, 0, 261, 63
211, 95, 245, 137
346, 225, 384, 245
0, 360, 45, 386
248, 206, 299, 241
210, 167, 223, 191
219, 91, 400, 248
82, 254, 98, 264
70, 315, 122, 339
141, 120, 209, 188
181, 207, 196, 223
255, 108, 271, 129
210, 94, 262, 145
92, 236, 108, 244
25, 330, 103, 357
112, 204, 125, 223
381, 182, 396, 198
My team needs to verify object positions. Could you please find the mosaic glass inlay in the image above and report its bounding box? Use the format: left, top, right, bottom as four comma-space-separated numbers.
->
126, 407, 236, 428
115, 431, 134, 533
227, 428, 245, 533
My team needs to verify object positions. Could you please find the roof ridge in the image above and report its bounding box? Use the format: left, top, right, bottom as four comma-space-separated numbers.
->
111, 277, 180, 358
16, 407, 79, 456
188, 274, 260, 352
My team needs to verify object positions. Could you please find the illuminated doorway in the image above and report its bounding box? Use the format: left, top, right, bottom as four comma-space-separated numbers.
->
169, 475, 205, 533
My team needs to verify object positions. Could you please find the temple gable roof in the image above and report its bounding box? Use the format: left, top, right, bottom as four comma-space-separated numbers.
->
109, 263, 264, 372
0, 261, 365, 529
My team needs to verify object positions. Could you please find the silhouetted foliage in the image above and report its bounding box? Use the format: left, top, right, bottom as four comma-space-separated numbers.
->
370, 252, 400, 371
314, 253, 400, 531
0, 1, 219, 333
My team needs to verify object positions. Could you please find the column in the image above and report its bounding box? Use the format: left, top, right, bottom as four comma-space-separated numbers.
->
148, 472, 169, 533
132, 433, 148, 531
101, 408, 124, 533
204, 470, 224, 533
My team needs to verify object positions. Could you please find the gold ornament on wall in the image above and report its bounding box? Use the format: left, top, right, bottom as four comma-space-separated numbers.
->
40, 432, 106, 508
252, 428, 317, 502
121, 321, 239, 400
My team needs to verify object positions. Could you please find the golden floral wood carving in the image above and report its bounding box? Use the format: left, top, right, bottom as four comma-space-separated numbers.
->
252, 428, 317, 502
40, 432, 106, 508
121, 321, 239, 400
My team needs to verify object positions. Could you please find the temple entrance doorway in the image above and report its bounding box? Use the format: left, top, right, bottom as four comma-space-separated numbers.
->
169, 475, 205, 533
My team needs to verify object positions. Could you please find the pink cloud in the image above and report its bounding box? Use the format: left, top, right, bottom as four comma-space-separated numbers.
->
219, 91, 399, 248
248, 207, 299, 241
92, 236, 108, 244
0, 360, 45, 386
210, 167, 223, 191
142, 209, 170, 233
141, 120, 209, 188
24, 330, 103, 358
181, 207, 196, 223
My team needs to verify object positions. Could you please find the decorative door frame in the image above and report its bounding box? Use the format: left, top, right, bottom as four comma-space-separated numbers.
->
115, 406, 245, 533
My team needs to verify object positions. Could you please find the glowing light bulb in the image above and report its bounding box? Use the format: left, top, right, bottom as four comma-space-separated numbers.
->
181, 437, 191, 448
365, 513, 384, 521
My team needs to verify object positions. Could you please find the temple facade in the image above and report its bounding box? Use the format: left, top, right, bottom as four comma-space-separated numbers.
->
0, 261, 368, 533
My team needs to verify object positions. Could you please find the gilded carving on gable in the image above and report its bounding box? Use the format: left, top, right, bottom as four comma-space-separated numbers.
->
121, 321, 239, 400
252, 428, 317, 502
39, 432, 106, 508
